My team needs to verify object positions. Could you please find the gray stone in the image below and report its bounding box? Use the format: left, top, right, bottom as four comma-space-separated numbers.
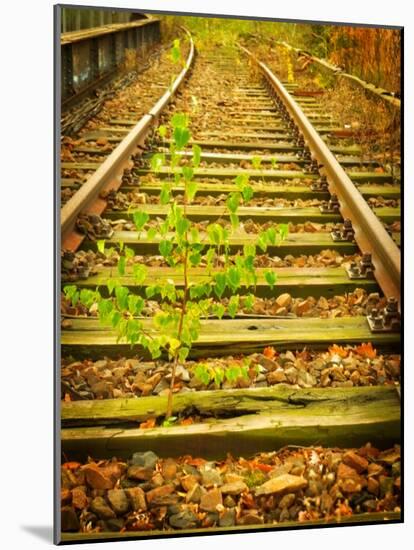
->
61, 506, 80, 532
200, 466, 222, 487
107, 489, 129, 515
219, 508, 236, 527
237, 512, 264, 525
126, 487, 147, 511
220, 480, 248, 495
169, 510, 198, 529
131, 451, 159, 469
90, 497, 116, 520
200, 488, 223, 512
175, 364, 191, 382
106, 518, 125, 531
153, 378, 170, 394
223, 495, 236, 507
279, 493, 296, 509
256, 474, 308, 496
186, 483, 205, 503
127, 465, 153, 481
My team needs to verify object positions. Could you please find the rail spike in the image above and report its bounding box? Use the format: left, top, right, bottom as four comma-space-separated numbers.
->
346, 252, 375, 280
367, 297, 401, 333
320, 193, 340, 213
331, 218, 355, 242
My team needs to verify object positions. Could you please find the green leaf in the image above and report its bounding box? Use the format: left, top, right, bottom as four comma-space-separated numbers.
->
205, 248, 215, 268
279, 223, 289, 240
242, 184, 254, 202
159, 183, 171, 205
252, 156, 262, 170
194, 364, 212, 386
226, 192, 241, 213
212, 302, 226, 319
266, 226, 277, 245
170, 38, 181, 64
173, 127, 190, 150
234, 173, 249, 190
189, 251, 201, 266
171, 113, 188, 128
182, 166, 194, 182
150, 153, 165, 172
186, 181, 198, 201
79, 289, 95, 308
125, 246, 135, 260
213, 272, 227, 298
192, 144, 202, 167
207, 223, 224, 246
63, 285, 77, 301
117, 255, 126, 276
97, 239, 105, 255
264, 270, 277, 289
162, 416, 178, 428
158, 125, 167, 138
106, 279, 118, 296
147, 227, 157, 240
257, 232, 268, 252
178, 347, 189, 362
115, 286, 129, 310
226, 266, 241, 292
159, 239, 173, 258
98, 298, 113, 321
243, 243, 256, 257
145, 285, 159, 298
128, 295, 144, 316
176, 217, 190, 237
110, 310, 122, 328
133, 211, 149, 231
133, 264, 147, 285
213, 367, 225, 386
225, 365, 241, 383
230, 213, 239, 229
227, 294, 239, 318
244, 293, 255, 311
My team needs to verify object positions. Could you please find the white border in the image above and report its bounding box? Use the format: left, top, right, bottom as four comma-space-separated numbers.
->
1, 1, 411, 548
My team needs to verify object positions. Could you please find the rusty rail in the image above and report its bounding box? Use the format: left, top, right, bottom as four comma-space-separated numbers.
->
60, 31, 195, 244
241, 45, 400, 302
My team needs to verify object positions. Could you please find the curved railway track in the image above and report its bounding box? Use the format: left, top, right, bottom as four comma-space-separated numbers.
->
59, 33, 401, 540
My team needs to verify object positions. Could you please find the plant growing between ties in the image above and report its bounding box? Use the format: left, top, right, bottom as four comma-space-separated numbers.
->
63, 114, 288, 421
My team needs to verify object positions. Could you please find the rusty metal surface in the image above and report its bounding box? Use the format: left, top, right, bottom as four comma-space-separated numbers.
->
241, 46, 401, 302
61, 32, 195, 249
61, 17, 159, 46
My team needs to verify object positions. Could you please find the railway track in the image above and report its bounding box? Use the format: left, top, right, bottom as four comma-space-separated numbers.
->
59, 35, 401, 540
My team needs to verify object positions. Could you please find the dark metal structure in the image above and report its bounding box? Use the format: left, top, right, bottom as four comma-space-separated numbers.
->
61, 15, 161, 105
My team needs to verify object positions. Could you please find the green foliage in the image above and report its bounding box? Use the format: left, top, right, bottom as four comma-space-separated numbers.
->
63, 113, 288, 418
193, 361, 250, 387
170, 38, 181, 64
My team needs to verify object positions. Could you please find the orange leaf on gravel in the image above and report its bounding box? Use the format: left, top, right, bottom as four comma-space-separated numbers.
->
328, 344, 348, 358
263, 346, 276, 359
139, 418, 156, 429
62, 461, 81, 471
180, 418, 194, 426
356, 342, 377, 358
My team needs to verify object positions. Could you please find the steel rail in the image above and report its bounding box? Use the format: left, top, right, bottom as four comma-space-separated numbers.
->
60, 31, 195, 245
241, 45, 400, 302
